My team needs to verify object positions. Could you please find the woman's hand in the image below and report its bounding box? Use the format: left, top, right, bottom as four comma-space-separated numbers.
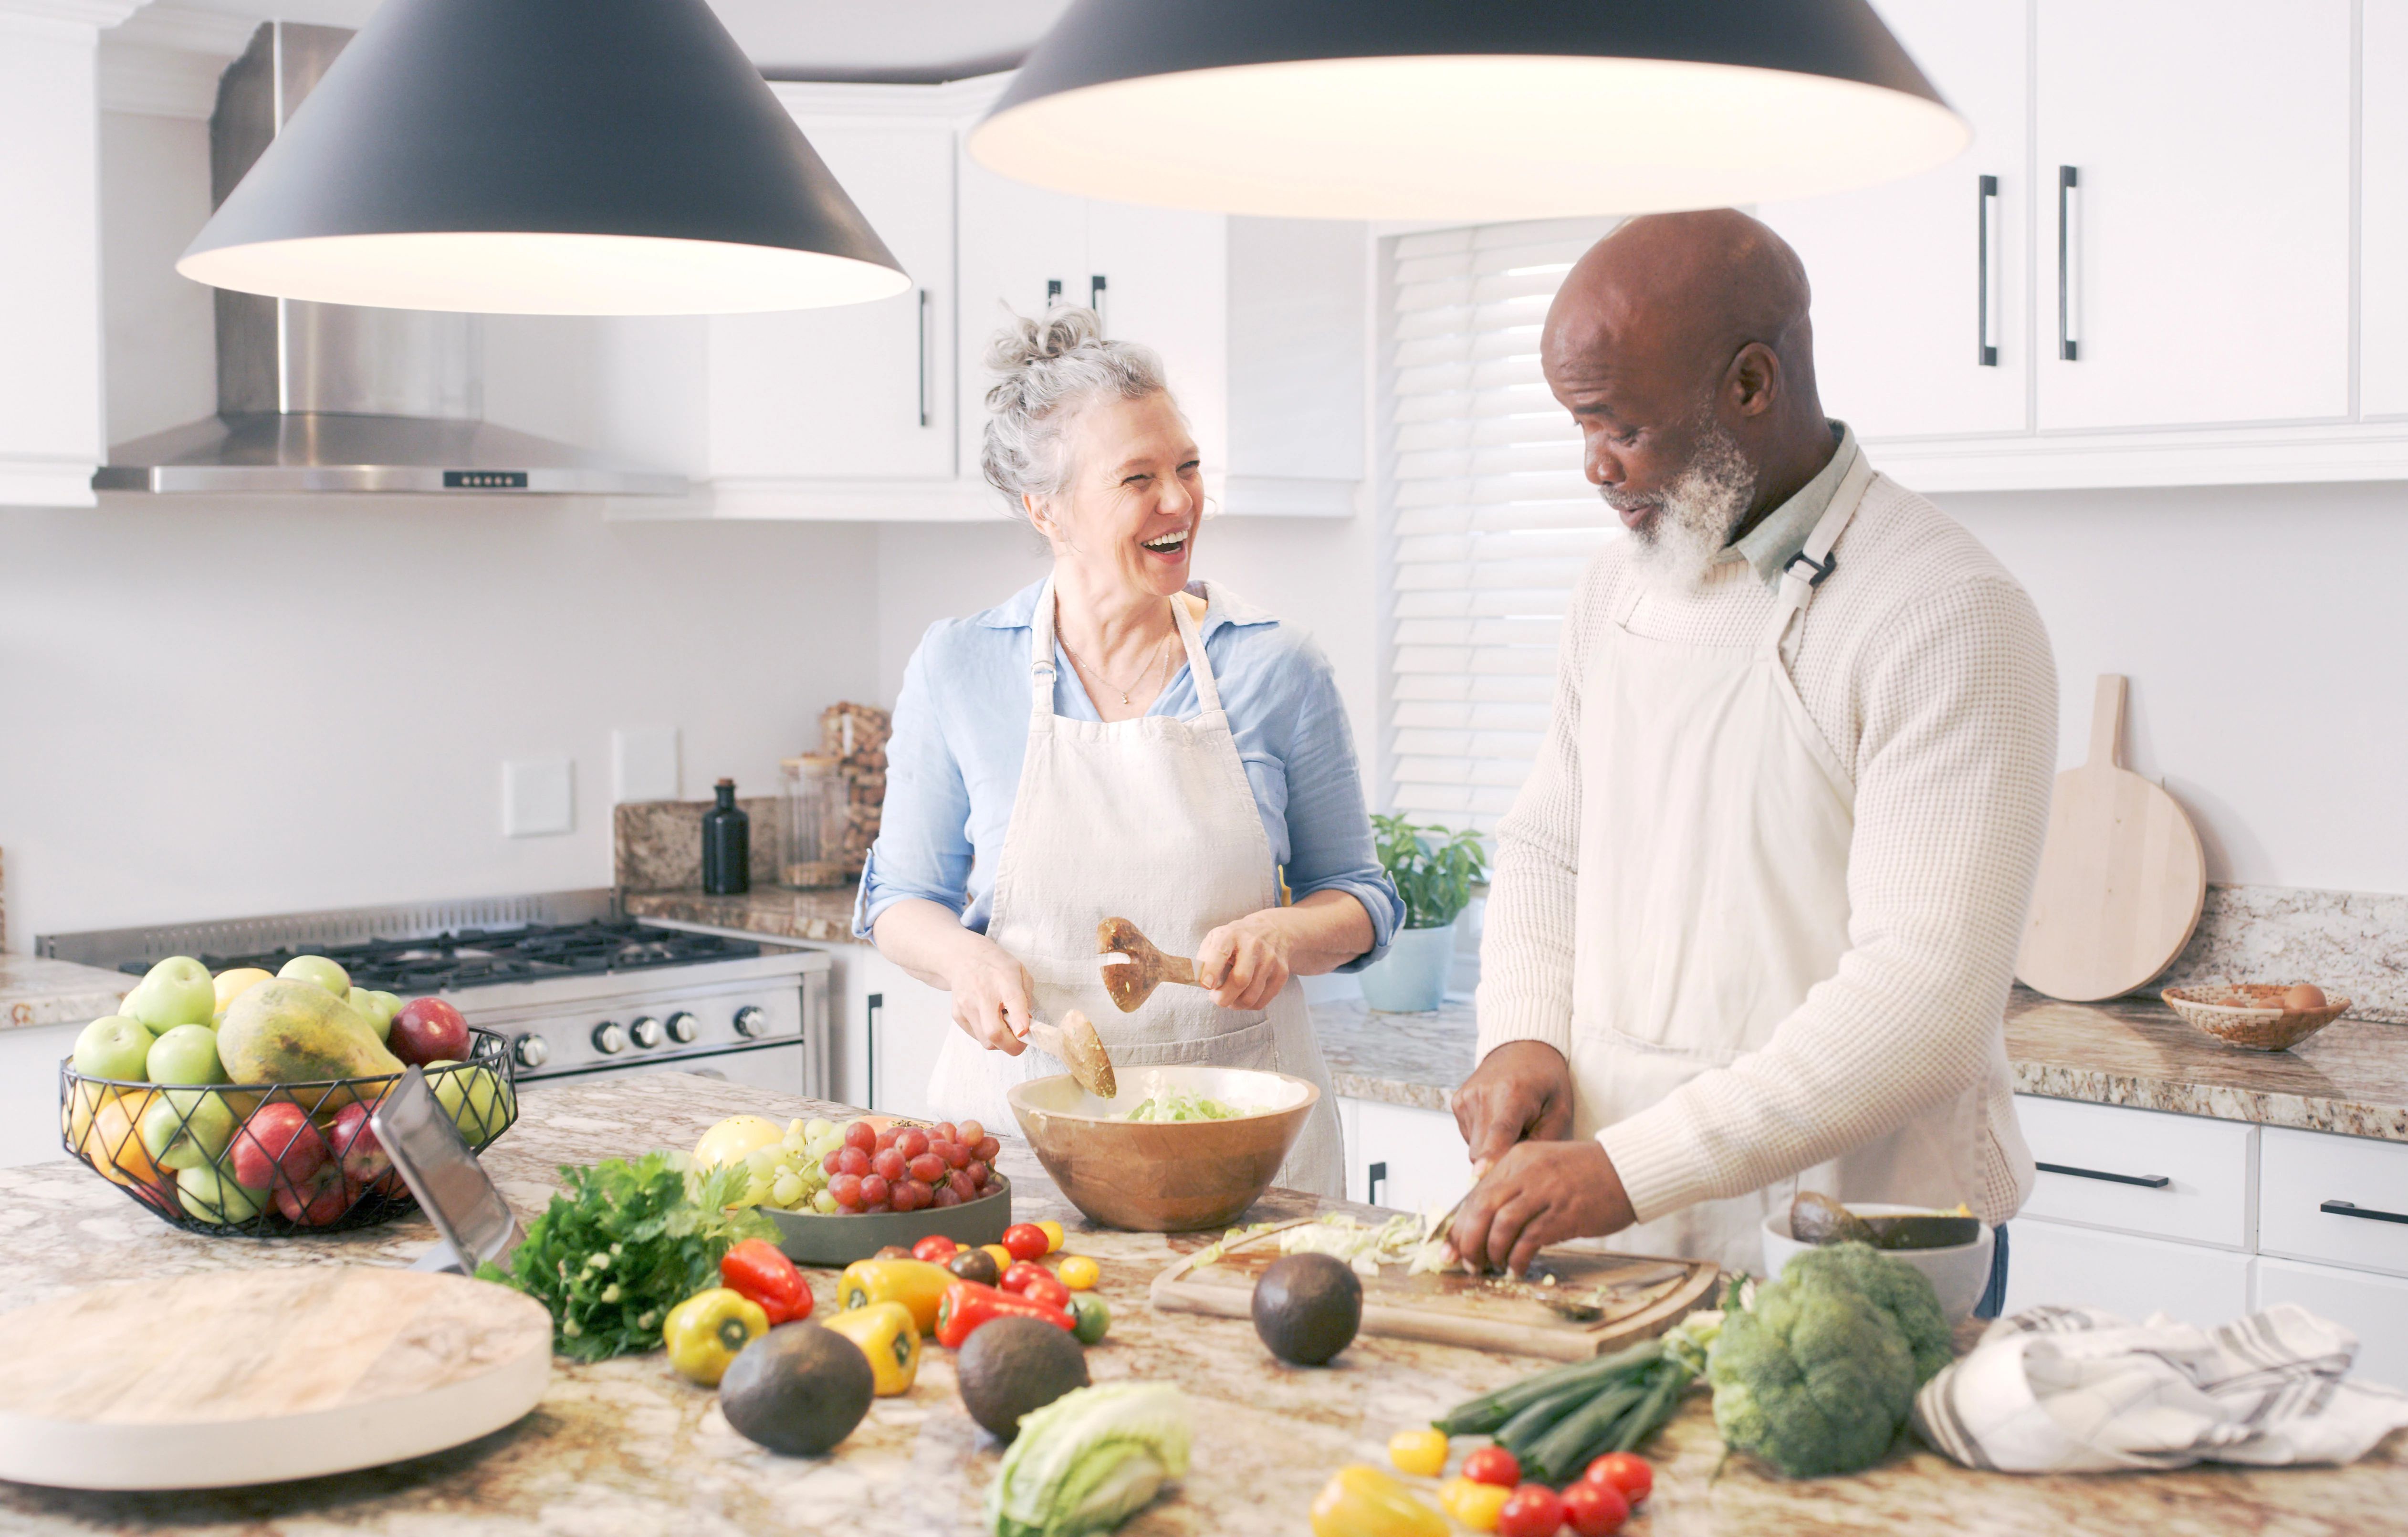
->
1194, 911, 1298, 1012
872, 900, 1031, 1054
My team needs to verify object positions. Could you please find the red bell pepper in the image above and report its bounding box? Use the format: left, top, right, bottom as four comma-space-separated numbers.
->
1000, 1260, 1073, 1313
934, 1279, 1076, 1348
720, 1238, 813, 1325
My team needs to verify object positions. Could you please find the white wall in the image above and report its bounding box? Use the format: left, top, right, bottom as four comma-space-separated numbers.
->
1940, 479, 2408, 893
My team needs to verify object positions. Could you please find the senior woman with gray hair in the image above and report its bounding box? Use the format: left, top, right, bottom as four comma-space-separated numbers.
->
855, 307, 1399, 1196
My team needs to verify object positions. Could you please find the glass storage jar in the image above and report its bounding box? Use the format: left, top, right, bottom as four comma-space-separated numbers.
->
780, 754, 848, 888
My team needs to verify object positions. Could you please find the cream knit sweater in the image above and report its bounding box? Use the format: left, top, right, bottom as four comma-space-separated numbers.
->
1474, 467, 2056, 1226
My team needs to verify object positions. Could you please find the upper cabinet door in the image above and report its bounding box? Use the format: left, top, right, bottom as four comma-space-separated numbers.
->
955, 148, 1089, 485
2035, 0, 2352, 430
2363, 0, 2408, 419
708, 122, 957, 481
1756, 0, 2031, 441
1086, 200, 1231, 479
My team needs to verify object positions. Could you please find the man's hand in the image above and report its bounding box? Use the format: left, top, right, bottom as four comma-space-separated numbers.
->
1452, 1040, 1576, 1174
1446, 1140, 1636, 1276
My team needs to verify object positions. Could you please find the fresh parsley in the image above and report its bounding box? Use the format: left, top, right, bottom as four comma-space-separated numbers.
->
479, 1150, 774, 1362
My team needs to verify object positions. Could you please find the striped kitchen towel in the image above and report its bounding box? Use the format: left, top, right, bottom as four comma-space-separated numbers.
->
1912, 1303, 2408, 1472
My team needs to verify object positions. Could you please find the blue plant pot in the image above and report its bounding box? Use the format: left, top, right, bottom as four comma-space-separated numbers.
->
1359, 922, 1456, 1013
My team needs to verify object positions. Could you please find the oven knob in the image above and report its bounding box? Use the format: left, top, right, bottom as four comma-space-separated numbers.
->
592, 1020, 628, 1055
666, 1011, 699, 1044
630, 1016, 664, 1049
513, 1034, 550, 1069
733, 1005, 768, 1039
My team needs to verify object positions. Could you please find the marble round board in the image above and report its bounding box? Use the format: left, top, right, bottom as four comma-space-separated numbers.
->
0, 1266, 553, 1491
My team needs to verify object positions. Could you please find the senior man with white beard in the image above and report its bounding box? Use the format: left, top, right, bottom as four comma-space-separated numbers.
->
1444, 210, 2057, 1305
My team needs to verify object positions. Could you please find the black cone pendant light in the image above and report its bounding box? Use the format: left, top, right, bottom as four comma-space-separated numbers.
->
180, 0, 909, 314
970, 0, 1968, 220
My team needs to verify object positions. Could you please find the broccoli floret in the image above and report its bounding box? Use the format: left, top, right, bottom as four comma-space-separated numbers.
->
1706, 1242, 1952, 1477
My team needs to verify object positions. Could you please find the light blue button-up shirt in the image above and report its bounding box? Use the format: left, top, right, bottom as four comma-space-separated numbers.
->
855, 579, 1404, 970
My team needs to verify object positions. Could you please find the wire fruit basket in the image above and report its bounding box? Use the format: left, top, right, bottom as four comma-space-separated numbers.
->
60, 1028, 518, 1236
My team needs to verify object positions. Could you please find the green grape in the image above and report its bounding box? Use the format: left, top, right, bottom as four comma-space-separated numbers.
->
803, 1118, 834, 1144
771, 1171, 804, 1207
809, 1188, 840, 1214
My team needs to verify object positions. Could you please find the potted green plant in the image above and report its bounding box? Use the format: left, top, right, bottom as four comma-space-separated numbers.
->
1359, 815, 1487, 1013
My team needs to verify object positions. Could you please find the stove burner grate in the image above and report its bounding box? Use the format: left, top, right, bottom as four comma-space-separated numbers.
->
142, 919, 764, 993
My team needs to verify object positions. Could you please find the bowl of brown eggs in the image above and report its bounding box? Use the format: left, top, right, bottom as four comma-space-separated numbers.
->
2162, 983, 2348, 1051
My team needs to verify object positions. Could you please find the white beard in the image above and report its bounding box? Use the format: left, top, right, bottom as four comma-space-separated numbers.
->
1610, 423, 1759, 594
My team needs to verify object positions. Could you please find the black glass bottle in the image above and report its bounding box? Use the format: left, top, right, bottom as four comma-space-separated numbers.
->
701, 777, 750, 895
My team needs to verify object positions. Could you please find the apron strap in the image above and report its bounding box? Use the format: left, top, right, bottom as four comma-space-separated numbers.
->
1760, 457, 1874, 660
1172, 586, 1224, 716
1027, 575, 1060, 721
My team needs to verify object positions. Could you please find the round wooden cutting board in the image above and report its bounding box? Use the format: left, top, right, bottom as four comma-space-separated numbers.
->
0, 1266, 553, 1491
2016, 674, 2207, 1002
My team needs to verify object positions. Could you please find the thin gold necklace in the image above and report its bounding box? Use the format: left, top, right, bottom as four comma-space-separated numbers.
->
1058, 603, 1175, 706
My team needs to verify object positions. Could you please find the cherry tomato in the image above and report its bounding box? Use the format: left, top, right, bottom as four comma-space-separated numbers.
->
1441, 1476, 1512, 1532
1496, 1484, 1565, 1537
1036, 1219, 1066, 1254
1561, 1479, 1628, 1537
911, 1234, 958, 1264
979, 1243, 1013, 1273
1056, 1254, 1100, 1290
1387, 1428, 1449, 1478
1461, 1447, 1520, 1488
1002, 1223, 1050, 1262
1581, 1452, 1651, 1505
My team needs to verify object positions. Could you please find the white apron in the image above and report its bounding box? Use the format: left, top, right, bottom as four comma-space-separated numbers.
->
1570, 459, 1989, 1276
925, 579, 1346, 1197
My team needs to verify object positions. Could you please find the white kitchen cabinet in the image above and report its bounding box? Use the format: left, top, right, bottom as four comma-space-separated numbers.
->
2004, 1219, 2253, 1325
709, 119, 956, 481
1343, 1097, 1473, 1214
2256, 1126, 2408, 1280
0, 1022, 84, 1168
809, 941, 956, 1121
2362, 0, 2408, 418
2252, 1257, 2408, 1391
2034, 0, 2353, 430
2014, 1096, 2256, 1248
1756, 0, 2031, 440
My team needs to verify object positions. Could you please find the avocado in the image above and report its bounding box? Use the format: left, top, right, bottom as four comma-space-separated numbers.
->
1251, 1253, 1362, 1366
719, 1322, 875, 1456
956, 1316, 1090, 1441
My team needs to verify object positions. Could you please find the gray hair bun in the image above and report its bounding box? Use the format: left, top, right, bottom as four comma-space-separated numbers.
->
980, 302, 1172, 508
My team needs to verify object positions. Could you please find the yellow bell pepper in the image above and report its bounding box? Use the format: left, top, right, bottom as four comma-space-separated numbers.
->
821, 1300, 920, 1395
836, 1256, 953, 1333
1311, 1465, 1447, 1537
1438, 1475, 1512, 1533
662, 1287, 768, 1386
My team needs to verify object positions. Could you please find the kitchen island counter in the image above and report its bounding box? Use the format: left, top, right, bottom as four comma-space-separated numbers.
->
1, 1072, 2400, 1535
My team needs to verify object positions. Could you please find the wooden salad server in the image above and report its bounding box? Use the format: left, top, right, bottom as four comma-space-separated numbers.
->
1025, 1009, 1117, 1099
1097, 917, 1199, 1013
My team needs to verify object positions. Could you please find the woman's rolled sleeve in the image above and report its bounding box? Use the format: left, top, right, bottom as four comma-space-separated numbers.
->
1275, 643, 1403, 971
853, 633, 976, 939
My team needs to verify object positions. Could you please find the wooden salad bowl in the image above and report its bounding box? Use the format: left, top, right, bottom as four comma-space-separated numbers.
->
1006, 1066, 1316, 1232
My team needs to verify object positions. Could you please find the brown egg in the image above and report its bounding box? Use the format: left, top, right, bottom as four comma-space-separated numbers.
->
2282, 983, 2328, 1012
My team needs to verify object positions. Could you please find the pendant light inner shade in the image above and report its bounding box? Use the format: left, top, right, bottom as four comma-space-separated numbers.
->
179, 0, 910, 314
969, 0, 1970, 220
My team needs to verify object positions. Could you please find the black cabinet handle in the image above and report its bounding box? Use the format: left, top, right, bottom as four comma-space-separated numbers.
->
1977, 174, 1999, 367
1045, 278, 1063, 305
2321, 1200, 2408, 1226
1089, 273, 1108, 331
1368, 1160, 1388, 1207
2056, 165, 2080, 361
866, 993, 883, 1109
2037, 1160, 2169, 1189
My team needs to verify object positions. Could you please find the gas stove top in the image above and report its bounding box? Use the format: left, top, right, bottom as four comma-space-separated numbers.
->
144, 919, 764, 994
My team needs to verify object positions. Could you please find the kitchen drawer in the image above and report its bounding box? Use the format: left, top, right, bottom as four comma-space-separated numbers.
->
2004, 1218, 2252, 1325
2258, 1128, 2408, 1280
2013, 1095, 2254, 1248
2252, 1257, 2408, 1392
1346, 1098, 1474, 1216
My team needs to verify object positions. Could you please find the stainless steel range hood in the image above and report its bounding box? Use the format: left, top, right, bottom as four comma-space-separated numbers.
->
96, 21, 685, 497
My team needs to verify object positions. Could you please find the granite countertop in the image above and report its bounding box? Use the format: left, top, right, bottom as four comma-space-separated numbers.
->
625, 884, 860, 944
0, 955, 132, 1032
1, 1071, 2398, 1535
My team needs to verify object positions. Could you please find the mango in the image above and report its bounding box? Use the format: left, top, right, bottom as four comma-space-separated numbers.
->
217, 979, 404, 1087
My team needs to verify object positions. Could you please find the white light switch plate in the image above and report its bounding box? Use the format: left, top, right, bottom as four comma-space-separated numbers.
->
503, 757, 574, 837
612, 726, 680, 802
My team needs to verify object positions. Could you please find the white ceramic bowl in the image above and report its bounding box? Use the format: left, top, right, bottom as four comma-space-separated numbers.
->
1760, 1202, 1995, 1322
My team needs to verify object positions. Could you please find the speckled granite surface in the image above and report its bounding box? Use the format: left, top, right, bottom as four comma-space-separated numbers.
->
1, 1071, 2398, 1534
614, 797, 788, 894
1314, 996, 1477, 1112
2161, 883, 2408, 1025
0, 955, 131, 1033
625, 884, 860, 944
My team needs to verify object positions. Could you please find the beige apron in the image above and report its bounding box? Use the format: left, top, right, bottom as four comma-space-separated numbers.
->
924, 578, 1346, 1197
1570, 460, 1988, 1276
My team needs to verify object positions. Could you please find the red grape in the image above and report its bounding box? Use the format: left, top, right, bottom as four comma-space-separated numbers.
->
908, 1153, 946, 1183
963, 1160, 989, 1189
872, 1147, 907, 1182
938, 1140, 972, 1170
874, 1126, 899, 1151
889, 1180, 922, 1213
820, 1150, 845, 1178
843, 1120, 876, 1153
932, 1184, 962, 1207
863, 1199, 891, 1213
827, 1173, 863, 1208
835, 1146, 870, 1177
946, 1169, 977, 1202
932, 1121, 958, 1145
859, 1173, 890, 1207
895, 1128, 929, 1159
973, 1136, 1001, 1162
956, 1119, 985, 1146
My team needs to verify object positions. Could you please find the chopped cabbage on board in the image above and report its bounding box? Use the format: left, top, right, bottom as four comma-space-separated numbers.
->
1194, 1209, 1455, 1278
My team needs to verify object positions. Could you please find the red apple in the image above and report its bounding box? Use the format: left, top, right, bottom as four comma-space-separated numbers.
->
230, 1102, 329, 1191
390, 997, 470, 1066
331, 1101, 402, 1196
275, 1166, 351, 1226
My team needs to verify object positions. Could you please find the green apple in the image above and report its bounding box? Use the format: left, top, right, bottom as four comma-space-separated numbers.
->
428, 1061, 514, 1139
278, 954, 351, 997
346, 987, 403, 1043
72, 1015, 155, 1080
139, 1089, 233, 1171
146, 1024, 226, 1087
123, 956, 216, 1031
177, 1162, 264, 1224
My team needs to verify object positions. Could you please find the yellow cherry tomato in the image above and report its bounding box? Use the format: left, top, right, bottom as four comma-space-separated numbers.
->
980, 1243, 1014, 1275
1388, 1427, 1449, 1479
1057, 1254, 1100, 1291
1440, 1475, 1512, 1533
1036, 1219, 1066, 1254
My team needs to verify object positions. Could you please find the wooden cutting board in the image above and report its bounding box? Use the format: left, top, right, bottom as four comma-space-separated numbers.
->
2016, 674, 2207, 1003
1150, 1219, 1719, 1362
0, 1266, 553, 1491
